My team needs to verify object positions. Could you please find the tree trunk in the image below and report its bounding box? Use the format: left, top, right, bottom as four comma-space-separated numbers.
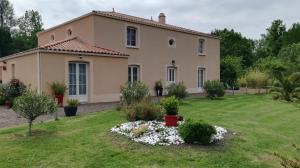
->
28, 120, 33, 136
232, 86, 235, 95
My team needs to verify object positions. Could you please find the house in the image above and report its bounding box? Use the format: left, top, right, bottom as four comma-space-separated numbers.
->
0, 10, 220, 103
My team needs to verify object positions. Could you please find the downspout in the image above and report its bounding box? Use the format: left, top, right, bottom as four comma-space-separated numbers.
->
37, 50, 41, 94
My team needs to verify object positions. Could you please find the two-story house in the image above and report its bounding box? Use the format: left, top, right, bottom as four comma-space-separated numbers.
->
0, 10, 220, 103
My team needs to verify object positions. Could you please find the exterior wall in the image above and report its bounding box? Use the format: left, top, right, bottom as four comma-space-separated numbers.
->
37, 15, 95, 46
93, 16, 220, 94
1, 53, 38, 89
39, 52, 128, 103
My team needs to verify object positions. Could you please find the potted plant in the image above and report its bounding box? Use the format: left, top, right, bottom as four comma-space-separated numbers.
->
49, 82, 67, 107
154, 80, 163, 96
64, 99, 79, 116
161, 96, 179, 126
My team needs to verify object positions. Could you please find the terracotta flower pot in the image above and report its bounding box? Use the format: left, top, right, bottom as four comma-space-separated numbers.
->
55, 94, 64, 107
5, 100, 12, 109
164, 115, 178, 126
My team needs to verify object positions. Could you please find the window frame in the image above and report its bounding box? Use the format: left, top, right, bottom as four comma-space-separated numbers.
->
167, 67, 177, 83
125, 25, 140, 48
197, 67, 206, 88
197, 38, 206, 56
128, 65, 140, 83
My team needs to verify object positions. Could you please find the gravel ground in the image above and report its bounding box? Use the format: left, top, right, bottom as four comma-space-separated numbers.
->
0, 102, 119, 128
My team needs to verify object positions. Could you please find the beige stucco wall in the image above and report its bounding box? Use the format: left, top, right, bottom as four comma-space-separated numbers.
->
40, 52, 128, 103
93, 16, 220, 94
1, 53, 38, 89
37, 15, 95, 46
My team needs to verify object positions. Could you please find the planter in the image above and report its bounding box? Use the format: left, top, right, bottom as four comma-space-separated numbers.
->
155, 87, 163, 97
55, 94, 64, 107
5, 100, 12, 109
64, 106, 78, 116
164, 115, 178, 126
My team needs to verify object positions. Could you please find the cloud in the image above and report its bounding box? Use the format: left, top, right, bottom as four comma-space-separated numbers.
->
9, 0, 300, 39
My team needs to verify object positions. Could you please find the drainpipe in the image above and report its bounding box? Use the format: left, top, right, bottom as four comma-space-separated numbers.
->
37, 50, 41, 94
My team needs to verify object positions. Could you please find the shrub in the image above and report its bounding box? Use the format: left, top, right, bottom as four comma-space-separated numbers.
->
125, 101, 163, 121
154, 80, 163, 89
5, 79, 26, 101
0, 96, 5, 105
132, 124, 149, 137
120, 81, 149, 105
12, 90, 57, 136
244, 69, 269, 93
160, 96, 179, 115
167, 82, 188, 99
49, 82, 67, 95
178, 119, 216, 145
67, 99, 79, 107
204, 80, 225, 99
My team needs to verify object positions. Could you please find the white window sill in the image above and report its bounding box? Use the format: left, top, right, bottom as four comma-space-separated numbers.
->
198, 53, 206, 56
126, 45, 139, 49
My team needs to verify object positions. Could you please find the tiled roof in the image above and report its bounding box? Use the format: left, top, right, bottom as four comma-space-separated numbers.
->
93, 11, 218, 39
39, 37, 129, 56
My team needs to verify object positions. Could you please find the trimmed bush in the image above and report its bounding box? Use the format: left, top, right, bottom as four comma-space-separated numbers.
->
12, 90, 57, 136
125, 101, 163, 121
5, 79, 26, 101
120, 81, 149, 105
160, 96, 179, 115
204, 80, 225, 99
178, 119, 216, 145
167, 82, 188, 99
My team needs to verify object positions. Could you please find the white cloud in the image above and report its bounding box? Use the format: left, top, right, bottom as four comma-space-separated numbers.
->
9, 0, 300, 39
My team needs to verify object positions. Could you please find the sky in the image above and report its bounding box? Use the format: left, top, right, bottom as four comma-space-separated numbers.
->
9, 0, 300, 39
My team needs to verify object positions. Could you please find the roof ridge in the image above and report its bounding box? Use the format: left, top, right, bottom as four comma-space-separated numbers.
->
40, 37, 78, 49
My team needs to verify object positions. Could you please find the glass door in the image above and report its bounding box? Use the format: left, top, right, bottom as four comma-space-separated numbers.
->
68, 62, 88, 102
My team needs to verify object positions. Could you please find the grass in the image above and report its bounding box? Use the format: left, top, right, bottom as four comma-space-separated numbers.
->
0, 94, 300, 168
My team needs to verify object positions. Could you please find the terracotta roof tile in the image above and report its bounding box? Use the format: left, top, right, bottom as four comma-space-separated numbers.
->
40, 37, 129, 56
94, 11, 218, 39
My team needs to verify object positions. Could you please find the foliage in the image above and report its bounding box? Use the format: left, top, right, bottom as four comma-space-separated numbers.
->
212, 28, 255, 67
120, 81, 149, 105
167, 82, 188, 99
253, 56, 286, 75
241, 69, 269, 93
67, 99, 79, 107
220, 56, 243, 88
0, 26, 12, 57
0, 95, 5, 105
49, 82, 67, 95
278, 43, 300, 72
270, 72, 300, 102
125, 101, 163, 121
204, 80, 225, 99
160, 96, 179, 115
274, 144, 300, 168
0, 0, 15, 28
178, 119, 216, 145
154, 80, 163, 89
283, 23, 300, 47
132, 125, 149, 137
12, 90, 57, 135
4, 79, 26, 101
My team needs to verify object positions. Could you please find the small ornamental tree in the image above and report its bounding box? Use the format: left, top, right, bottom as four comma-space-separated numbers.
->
12, 91, 57, 136
120, 81, 149, 105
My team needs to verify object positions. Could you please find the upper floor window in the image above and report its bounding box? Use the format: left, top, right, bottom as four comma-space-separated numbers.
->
67, 29, 72, 37
168, 37, 176, 48
50, 34, 55, 41
128, 65, 140, 83
127, 26, 137, 47
198, 39, 206, 55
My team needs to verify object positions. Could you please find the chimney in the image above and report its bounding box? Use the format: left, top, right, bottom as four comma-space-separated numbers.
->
158, 13, 166, 24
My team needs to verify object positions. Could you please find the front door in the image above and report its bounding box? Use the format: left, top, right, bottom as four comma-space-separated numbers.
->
68, 62, 88, 102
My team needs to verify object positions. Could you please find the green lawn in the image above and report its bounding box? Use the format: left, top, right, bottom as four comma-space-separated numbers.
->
0, 94, 299, 168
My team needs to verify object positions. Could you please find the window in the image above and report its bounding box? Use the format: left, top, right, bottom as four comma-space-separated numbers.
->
11, 64, 15, 79
168, 37, 176, 48
127, 26, 137, 47
50, 34, 55, 41
167, 67, 176, 83
67, 29, 72, 37
198, 39, 205, 55
197, 68, 205, 88
128, 65, 140, 83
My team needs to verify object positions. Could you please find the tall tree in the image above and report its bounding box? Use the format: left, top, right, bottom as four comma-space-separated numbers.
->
0, 26, 12, 57
261, 19, 286, 57
220, 56, 243, 89
212, 28, 255, 68
0, 0, 15, 28
282, 23, 300, 47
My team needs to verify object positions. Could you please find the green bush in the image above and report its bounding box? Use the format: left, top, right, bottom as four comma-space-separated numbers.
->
244, 69, 269, 93
0, 96, 5, 105
204, 80, 225, 99
120, 81, 149, 105
178, 119, 216, 145
12, 90, 57, 136
160, 96, 179, 115
49, 82, 67, 95
125, 101, 163, 121
167, 82, 188, 99
4, 79, 26, 101
67, 99, 79, 107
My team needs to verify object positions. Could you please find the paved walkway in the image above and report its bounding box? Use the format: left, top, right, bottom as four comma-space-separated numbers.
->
0, 102, 119, 128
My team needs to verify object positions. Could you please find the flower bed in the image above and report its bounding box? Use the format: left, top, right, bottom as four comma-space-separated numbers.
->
111, 121, 227, 146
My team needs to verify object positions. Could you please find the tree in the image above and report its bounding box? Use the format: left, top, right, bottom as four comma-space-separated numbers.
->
0, 0, 15, 28
243, 69, 269, 94
220, 56, 243, 90
0, 26, 12, 57
282, 23, 300, 47
278, 43, 300, 72
212, 28, 255, 67
261, 19, 286, 57
12, 91, 57, 136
